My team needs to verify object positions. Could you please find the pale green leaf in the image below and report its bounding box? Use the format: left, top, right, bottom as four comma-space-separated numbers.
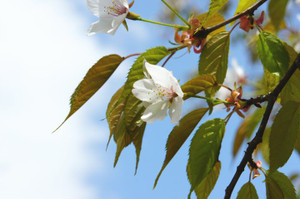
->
281, 44, 300, 105
187, 118, 225, 198
194, 161, 221, 199
121, 47, 171, 102
266, 171, 297, 199
197, 13, 225, 37
269, 101, 300, 171
257, 31, 290, 76
230, 0, 258, 26
181, 74, 217, 100
56, 54, 124, 131
154, 108, 209, 188
233, 107, 265, 157
268, 0, 288, 31
263, 69, 280, 94
199, 31, 230, 85
206, 0, 229, 21
237, 182, 259, 199
260, 127, 270, 165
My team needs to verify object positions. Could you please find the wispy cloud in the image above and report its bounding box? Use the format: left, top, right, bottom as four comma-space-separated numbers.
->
0, 1, 118, 198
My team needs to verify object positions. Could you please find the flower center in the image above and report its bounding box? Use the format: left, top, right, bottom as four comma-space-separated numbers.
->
156, 84, 177, 101
105, 1, 128, 17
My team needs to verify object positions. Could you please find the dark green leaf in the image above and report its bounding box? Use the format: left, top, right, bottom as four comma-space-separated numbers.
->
133, 122, 146, 175
206, 0, 229, 21
56, 54, 124, 131
257, 31, 290, 76
124, 94, 144, 133
199, 31, 230, 85
269, 101, 300, 171
268, 0, 288, 31
121, 47, 171, 102
237, 182, 259, 199
194, 161, 221, 199
233, 107, 265, 156
266, 170, 297, 199
181, 74, 217, 100
106, 86, 125, 148
113, 115, 132, 167
187, 118, 225, 198
154, 108, 209, 188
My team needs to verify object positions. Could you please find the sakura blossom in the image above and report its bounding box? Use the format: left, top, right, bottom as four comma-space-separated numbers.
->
87, 0, 129, 35
132, 60, 184, 123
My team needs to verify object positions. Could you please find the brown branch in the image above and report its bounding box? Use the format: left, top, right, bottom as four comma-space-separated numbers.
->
224, 54, 300, 199
193, 0, 268, 39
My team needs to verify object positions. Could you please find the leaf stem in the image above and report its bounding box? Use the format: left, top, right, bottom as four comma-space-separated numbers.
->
161, 0, 191, 28
136, 18, 189, 29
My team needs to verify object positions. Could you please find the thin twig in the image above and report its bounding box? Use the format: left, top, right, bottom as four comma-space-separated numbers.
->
224, 54, 300, 199
193, 0, 268, 39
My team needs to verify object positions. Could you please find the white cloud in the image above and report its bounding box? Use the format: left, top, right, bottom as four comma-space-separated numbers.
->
0, 1, 119, 198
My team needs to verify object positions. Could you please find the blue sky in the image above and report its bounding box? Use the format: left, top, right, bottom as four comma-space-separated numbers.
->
0, 0, 299, 199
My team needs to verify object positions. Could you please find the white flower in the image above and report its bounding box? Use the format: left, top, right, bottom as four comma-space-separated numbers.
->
87, 0, 129, 35
132, 61, 184, 123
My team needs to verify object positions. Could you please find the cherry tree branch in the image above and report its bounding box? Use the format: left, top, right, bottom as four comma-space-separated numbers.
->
224, 54, 300, 199
193, 0, 268, 39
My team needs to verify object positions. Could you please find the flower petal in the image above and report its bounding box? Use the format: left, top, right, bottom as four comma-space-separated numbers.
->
141, 100, 168, 123
144, 61, 173, 88
169, 96, 183, 123
132, 79, 161, 103
118, 0, 129, 9
87, 17, 118, 35
87, 0, 100, 17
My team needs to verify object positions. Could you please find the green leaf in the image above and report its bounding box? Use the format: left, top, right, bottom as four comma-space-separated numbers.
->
187, 118, 225, 198
124, 94, 144, 133
154, 108, 209, 188
237, 182, 259, 199
233, 107, 265, 157
260, 127, 271, 165
257, 31, 290, 76
56, 54, 124, 131
197, 13, 225, 36
268, 0, 288, 31
106, 86, 125, 148
121, 47, 171, 102
194, 161, 221, 199
133, 122, 146, 175
199, 31, 230, 85
205, 0, 229, 21
230, 0, 258, 26
263, 69, 280, 94
269, 101, 300, 171
181, 74, 217, 100
281, 44, 300, 105
113, 114, 132, 167
266, 170, 297, 199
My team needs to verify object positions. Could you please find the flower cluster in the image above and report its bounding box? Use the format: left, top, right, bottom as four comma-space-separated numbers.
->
174, 17, 206, 53
132, 61, 184, 123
